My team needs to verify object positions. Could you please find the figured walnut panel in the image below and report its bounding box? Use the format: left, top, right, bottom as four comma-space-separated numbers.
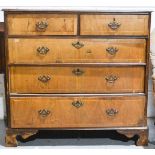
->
80, 15, 149, 35
8, 38, 146, 64
9, 66, 145, 93
10, 96, 146, 128
7, 14, 77, 35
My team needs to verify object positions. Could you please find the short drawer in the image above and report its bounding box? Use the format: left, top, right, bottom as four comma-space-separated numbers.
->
8, 38, 146, 64
80, 15, 149, 35
10, 96, 146, 128
7, 14, 77, 35
9, 66, 144, 93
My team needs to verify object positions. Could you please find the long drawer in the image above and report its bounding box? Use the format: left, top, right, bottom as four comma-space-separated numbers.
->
7, 14, 77, 35
80, 15, 149, 35
10, 96, 146, 128
9, 66, 144, 93
8, 38, 146, 64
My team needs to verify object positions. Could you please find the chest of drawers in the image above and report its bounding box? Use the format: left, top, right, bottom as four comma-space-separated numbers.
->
4, 10, 151, 147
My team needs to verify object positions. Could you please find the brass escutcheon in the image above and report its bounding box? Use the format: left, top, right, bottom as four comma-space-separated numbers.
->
72, 101, 83, 108
72, 68, 84, 76
108, 18, 121, 30
72, 41, 84, 49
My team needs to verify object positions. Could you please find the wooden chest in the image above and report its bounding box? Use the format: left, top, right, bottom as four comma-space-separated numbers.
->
4, 10, 151, 146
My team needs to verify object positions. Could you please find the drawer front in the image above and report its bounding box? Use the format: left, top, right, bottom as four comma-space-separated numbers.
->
8, 38, 146, 64
80, 15, 149, 35
7, 14, 77, 35
10, 66, 144, 93
10, 96, 146, 128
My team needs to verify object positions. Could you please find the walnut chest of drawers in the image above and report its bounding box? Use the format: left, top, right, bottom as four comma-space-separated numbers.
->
4, 10, 151, 146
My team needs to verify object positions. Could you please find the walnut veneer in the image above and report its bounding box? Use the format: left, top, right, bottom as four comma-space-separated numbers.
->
4, 10, 151, 146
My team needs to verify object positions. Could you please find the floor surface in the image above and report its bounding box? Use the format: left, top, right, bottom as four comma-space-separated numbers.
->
0, 119, 155, 149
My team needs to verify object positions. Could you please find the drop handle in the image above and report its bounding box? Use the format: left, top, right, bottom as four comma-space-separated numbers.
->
38, 75, 51, 83
36, 21, 48, 32
37, 46, 49, 55
38, 109, 51, 117
106, 47, 118, 55
108, 18, 121, 30
106, 108, 118, 116
105, 75, 118, 83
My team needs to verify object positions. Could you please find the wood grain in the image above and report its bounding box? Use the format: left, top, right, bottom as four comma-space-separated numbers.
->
80, 15, 149, 35
9, 66, 145, 93
4, 11, 150, 146
10, 96, 146, 128
7, 14, 77, 35
8, 38, 146, 63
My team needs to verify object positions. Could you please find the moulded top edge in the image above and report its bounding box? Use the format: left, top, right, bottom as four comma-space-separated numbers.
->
2, 9, 152, 14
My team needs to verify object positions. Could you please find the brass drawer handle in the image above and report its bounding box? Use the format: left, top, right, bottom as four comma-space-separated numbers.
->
108, 18, 121, 30
106, 47, 118, 55
36, 21, 48, 32
72, 68, 84, 76
105, 75, 118, 83
106, 108, 118, 116
38, 109, 51, 117
72, 41, 84, 49
37, 46, 49, 55
38, 75, 51, 83
72, 101, 83, 108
